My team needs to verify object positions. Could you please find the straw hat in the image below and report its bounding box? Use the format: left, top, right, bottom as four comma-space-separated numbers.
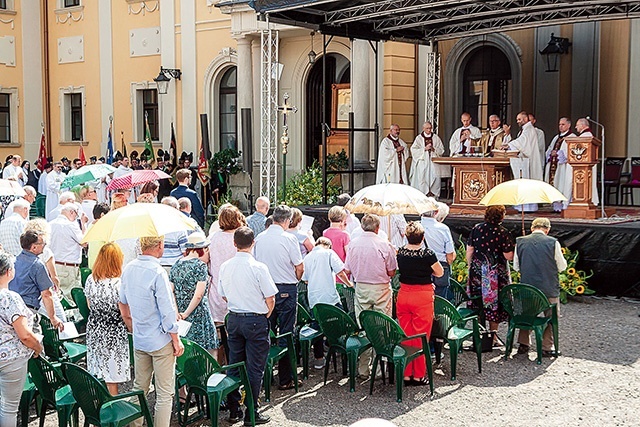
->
185, 232, 210, 249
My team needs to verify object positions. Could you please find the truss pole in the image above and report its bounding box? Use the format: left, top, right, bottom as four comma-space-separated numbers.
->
425, 47, 441, 134
260, 25, 279, 204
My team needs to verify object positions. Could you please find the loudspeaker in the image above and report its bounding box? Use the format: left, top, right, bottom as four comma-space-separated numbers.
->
241, 108, 253, 174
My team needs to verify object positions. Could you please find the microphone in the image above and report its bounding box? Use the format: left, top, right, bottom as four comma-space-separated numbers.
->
586, 116, 604, 130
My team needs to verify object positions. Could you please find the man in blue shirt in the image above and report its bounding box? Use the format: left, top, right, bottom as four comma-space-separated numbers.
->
9, 230, 64, 330
246, 196, 270, 236
119, 235, 184, 427
170, 169, 205, 228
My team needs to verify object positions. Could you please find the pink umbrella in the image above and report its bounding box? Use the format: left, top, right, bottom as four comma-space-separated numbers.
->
106, 169, 171, 191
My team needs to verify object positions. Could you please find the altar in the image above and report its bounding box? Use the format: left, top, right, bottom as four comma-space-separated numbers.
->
432, 157, 512, 213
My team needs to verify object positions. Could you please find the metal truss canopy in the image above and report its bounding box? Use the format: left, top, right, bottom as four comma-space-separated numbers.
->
249, 0, 640, 43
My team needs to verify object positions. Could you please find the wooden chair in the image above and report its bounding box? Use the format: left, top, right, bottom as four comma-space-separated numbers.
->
620, 157, 640, 205
602, 157, 625, 205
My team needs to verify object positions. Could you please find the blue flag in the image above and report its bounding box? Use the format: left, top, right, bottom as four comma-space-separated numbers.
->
106, 125, 114, 164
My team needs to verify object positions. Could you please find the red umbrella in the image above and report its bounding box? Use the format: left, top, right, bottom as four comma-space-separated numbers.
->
106, 169, 171, 191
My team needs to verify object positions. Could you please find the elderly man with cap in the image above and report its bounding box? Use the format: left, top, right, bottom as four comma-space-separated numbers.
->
49, 203, 87, 300
513, 218, 566, 357
219, 226, 277, 425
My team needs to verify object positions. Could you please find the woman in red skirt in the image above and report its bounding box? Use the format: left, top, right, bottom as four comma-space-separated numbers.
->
396, 221, 443, 386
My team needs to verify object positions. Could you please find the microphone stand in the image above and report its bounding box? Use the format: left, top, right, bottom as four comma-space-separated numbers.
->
586, 116, 605, 218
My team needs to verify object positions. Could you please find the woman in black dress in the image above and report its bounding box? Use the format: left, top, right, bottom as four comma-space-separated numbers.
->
466, 205, 514, 339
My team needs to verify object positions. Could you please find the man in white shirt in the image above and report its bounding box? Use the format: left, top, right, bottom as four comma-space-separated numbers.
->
449, 112, 482, 156
253, 205, 303, 391
0, 199, 30, 255
376, 124, 408, 185
46, 191, 77, 222
45, 162, 66, 218
49, 203, 86, 300
410, 121, 445, 197
219, 226, 277, 426
2, 155, 27, 186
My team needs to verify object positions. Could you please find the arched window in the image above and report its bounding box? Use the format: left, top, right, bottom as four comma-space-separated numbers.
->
462, 46, 512, 128
219, 67, 237, 151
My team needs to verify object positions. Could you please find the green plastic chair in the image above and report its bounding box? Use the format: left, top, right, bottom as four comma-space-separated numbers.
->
312, 303, 371, 393
19, 374, 37, 427
35, 193, 46, 218
432, 296, 482, 380
336, 284, 356, 323
176, 338, 255, 427
499, 283, 559, 364
63, 363, 152, 427
449, 279, 482, 321
40, 316, 87, 363
28, 357, 78, 427
295, 302, 323, 380
264, 330, 298, 402
358, 310, 434, 402
70, 288, 90, 331
80, 268, 92, 288
297, 281, 311, 314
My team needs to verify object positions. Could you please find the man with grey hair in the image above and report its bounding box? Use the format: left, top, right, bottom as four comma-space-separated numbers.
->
45, 161, 66, 218
49, 203, 86, 300
22, 185, 37, 206
0, 199, 30, 256
421, 206, 456, 301
254, 204, 303, 390
2, 155, 27, 186
246, 196, 270, 236
120, 235, 183, 427
344, 214, 397, 378
479, 115, 506, 155
46, 191, 76, 222
513, 217, 567, 357
376, 124, 408, 184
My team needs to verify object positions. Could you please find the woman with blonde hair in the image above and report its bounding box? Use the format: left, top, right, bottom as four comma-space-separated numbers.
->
287, 207, 314, 256
207, 204, 246, 364
84, 243, 130, 395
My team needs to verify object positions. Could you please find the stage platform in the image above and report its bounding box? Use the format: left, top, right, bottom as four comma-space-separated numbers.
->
299, 205, 640, 298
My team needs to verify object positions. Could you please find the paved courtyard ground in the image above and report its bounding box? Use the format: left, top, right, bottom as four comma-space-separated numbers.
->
26, 296, 640, 427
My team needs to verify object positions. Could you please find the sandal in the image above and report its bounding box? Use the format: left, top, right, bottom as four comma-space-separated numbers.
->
277, 379, 302, 390
410, 377, 429, 386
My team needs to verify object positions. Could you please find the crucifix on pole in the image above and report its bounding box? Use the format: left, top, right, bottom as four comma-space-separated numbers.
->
278, 93, 297, 201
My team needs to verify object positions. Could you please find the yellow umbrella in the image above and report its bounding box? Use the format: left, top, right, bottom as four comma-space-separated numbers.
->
479, 178, 567, 206
479, 178, 567, 235
82, 203, 196, 243
345, 183, 438, 216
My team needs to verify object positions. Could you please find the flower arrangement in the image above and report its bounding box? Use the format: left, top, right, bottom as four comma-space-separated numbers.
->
449, 238, 594, 303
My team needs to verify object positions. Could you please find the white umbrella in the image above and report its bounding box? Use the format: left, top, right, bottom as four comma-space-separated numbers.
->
345, 183, 438, 216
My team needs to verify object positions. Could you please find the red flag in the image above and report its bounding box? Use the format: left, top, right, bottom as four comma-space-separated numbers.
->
37, 130, 48, 171
78, 144, 87, 166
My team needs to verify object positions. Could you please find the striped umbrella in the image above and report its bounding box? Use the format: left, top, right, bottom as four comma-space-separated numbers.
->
106, 169, 171, 191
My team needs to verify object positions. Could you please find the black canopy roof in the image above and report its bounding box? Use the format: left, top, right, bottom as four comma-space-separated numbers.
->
246, 0, 640, 44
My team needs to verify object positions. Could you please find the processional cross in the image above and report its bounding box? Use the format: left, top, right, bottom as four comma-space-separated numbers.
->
278, 93, 297, 200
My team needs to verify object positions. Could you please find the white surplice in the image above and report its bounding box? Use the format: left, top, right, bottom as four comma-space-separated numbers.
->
409, 132, 444, 196
534, 127, 546, 176
376, 135, 409, 184
505, 121, 543, 212
45, 170, 66, 216
448, 125, 481, 156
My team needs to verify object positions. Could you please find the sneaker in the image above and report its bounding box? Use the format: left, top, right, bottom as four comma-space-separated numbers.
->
228, 409, 243, 423
244, 412, 270, 426
313, 358, 325, 370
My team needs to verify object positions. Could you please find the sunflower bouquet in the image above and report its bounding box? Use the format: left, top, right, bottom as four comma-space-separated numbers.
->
450, 237, 470, 285
558, 247, 595, 303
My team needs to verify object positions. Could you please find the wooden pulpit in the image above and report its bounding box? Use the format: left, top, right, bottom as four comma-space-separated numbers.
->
562, 136, 605, 219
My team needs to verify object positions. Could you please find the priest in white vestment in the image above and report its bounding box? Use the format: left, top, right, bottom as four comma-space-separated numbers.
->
376, 124, 408, 184
528, 114, 547, 176
45, 162, 66, 217
449, 112, 482, 156
410, 121, 444, 197
479, 115, 506, 155
113, 157, 136, 204
544, 117, 575, 211
502, 112, 543, 212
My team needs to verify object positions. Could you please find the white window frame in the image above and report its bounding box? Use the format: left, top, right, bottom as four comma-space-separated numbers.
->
130, 81, 160, 146
0, 87, 19, 145
58, 0, 81, 8
58, 86, 86, 144
0, 1, 16, 12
